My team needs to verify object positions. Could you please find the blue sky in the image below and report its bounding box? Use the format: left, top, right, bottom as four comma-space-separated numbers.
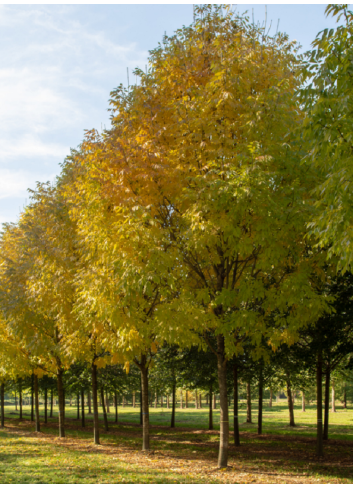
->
0, 3, 347, 225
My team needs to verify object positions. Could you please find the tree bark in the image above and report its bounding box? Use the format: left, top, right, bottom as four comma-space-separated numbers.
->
31, 374, 34, 422
195, 389, 198, 409
199, 394, 202, 408
171, 381, 176, 428
81, 390, 85, 428
180, 389, 183, 409
233, 364, 240, 446
77, 392, 80, 420
331, 379, 336, 413
15, 391, 17, 411
286, 376, 295, 427
246, 383, 252, 423
323, 366, 330, 440
34, 375, 40, 432
209, 386, 213, 430
19, 380, 23, 420
44, 387, 48, 424
302, 391, 306, 412
258, 367, 263, 435
88, 391, 92, 414
269, 387, 273, 408
216, 334, 229, 468
139, 357, 150, 450
317, 350, 323, 457
50, 389, 53, 418
92, 362, 100, 444
115, 391, 119, 424
57, 367, 65, 437
100, 387, 109, 431
0, 383, 4, 428
213, 392, 216, 409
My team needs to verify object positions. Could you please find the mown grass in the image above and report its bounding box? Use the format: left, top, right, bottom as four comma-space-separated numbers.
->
1, 401, 353, 484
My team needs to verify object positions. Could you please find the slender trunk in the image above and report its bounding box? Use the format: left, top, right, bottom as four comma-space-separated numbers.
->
258, 367, 263, 435
139, 357, 150, 450
246, 383, 252, 423
233, 364, 240, 446
213, 392, 216, 409
15, 391, 17, 411
302, 391, 306, 412
57, 368, 65, 437
133, 391, 136, 409
106, 392, 110, 413
77, 392, 80, 420
19, 381, 23, 420
331, 379, 336, 413
286, 376, 295, 427
92, 362, 99, 444
34, 375, 40, 432
269, 387, 273, 408
209, 386, 213, 430
171, 381, 176, 428
31, 374, 34, 422
81, 390, 85, 428
88, 391, 92, 414
115, 391, 119, 424
323, 367, 330, 440
161, 394, 163, 408
180, 390, 183, 409
44, 387, 48, 424
216, 334, 229, 468
167, 395, 170, 409
154, 390, 157, 409
199, 394, 202, 408
0, 383, 4, 428
195, 389, 198, 409
50, 389, 53, 418
100, 387, 109, 431
70, 396, 72, 407
317, 350, 323, 457
343, 383, 347, 409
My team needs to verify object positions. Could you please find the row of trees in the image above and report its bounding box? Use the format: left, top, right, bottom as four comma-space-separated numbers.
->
1, 4, 353, 467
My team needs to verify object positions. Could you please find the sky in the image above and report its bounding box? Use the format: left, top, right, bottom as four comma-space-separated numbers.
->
0, 3, 348, 225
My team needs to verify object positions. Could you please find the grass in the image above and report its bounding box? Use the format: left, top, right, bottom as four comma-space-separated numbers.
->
1, 400, 353, 484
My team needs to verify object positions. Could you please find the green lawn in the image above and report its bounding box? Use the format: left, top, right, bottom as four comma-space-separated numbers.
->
1, 401, 353, 484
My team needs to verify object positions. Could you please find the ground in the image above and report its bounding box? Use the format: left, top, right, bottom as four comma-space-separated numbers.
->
1, 401, 352, 483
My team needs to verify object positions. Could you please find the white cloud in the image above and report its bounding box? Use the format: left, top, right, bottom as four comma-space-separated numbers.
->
0, 168, 57, 200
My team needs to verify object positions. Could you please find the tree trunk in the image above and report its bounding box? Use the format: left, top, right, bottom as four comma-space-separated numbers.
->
246, 383, 252, 423
258, 367, 263, 435
317, 350, 323, 457
161, 395, 163, 408
167, 395, 170, 409
343, 383, 347, 409
195, 389, 198, 409
81, 390, 85, 428
323, 366, 330, 440
44, 387, 48, 424
139, 357, 150, 450
209, 386, 213, 430
19, 380, 23, 420
106, 392, 110, 413
154, 390, 157, 409
0, 383, 4, 428
213, 393, 216, 409
133, 391, 136, 409
100, 387, 109, 431
115, 391, 119, 424
50, 389, 53, 418
88, 391, 92, 414
92, 362, 100, 444
34, 375, 40, 433
269, 387, 273, 408
171, 381, 176, 428
302, 391, 306, 412
286, 376, 295, 427
77, 392, 80, 420
331, 379, 336, 413
31, 374, 34, 422
70, 396, 72, 407
216, 334, 229, 468
15, 391, 17, 411
57, 367, 65, 437
233, 364, 240, 446
180, 390, 183, 409
199, 394, 202, 408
